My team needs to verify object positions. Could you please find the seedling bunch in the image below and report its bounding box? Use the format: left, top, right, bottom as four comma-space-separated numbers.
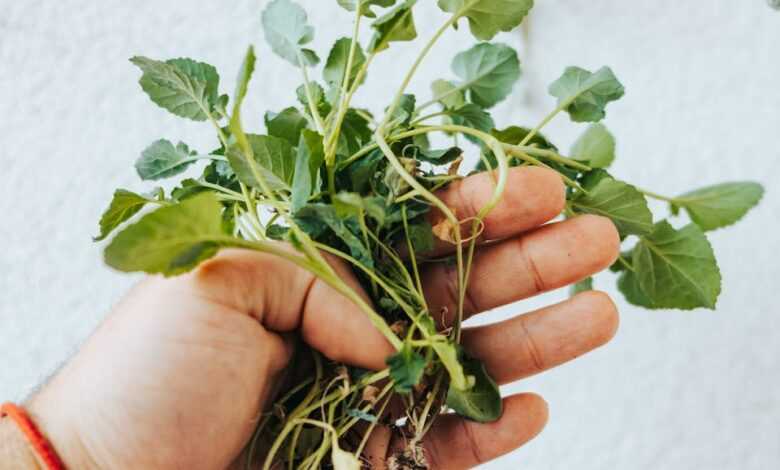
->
96, 1, 763, 467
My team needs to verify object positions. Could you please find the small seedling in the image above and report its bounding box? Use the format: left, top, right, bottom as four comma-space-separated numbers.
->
95, 1, 764, 467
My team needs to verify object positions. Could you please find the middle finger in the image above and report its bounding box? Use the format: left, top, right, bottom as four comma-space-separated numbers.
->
421, 214, 620, 325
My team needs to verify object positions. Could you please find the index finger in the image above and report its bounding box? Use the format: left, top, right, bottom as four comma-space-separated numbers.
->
426, 166, 566, 256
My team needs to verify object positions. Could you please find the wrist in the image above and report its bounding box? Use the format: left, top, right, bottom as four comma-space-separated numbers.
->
0, 417, 42, 469
25, 394, 96, 470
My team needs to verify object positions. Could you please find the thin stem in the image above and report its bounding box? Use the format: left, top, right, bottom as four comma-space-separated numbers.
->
338, 8, 363, 107
354, 383, 395, 456
618, 254, 635, 272
365, 229, 420, 302
416, 85, 462, 114
401, 204, 426, 310
378, 13, 460, 130
374, 124, 509, 341
353, 108, 376, 126
323, 51, 379, 169
193, 180, 242, 199
202, 106, 265, 234
298, 54, 326, 134
508, 147, 585, 191
260, 352, 325, 470
639, 188, 677, 203
410, 110, 449, 127
313, 242, 421, 325
510, 145, 592, 172
518, 100, 571, 147
411, 372, 444, 446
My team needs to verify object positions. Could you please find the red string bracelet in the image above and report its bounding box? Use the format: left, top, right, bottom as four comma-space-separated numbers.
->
1, 402, 66, 470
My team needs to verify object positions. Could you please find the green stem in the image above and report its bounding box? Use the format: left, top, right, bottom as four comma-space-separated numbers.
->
401, 204, 426, 310
410, 110, 449, 127
416, 86, 462, 114
365, 229, 420, 303
519, 98, 576, 147
379, 13, 460, 130
510, 145, 592, 171
338, 8, 363, 107
374, 125, 509, 340
313, 242, 421, 326
196, 181, 244, 199
618, 254, 635, 272
639, 188, 677, 203
298, 53, 326, 134
323, 51, 379, 170
354, 383, 395, 456
508, 147, 585, 191
411, 372, 444, 445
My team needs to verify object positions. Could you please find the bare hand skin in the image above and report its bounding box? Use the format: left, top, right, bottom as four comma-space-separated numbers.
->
27, 167, 620, 469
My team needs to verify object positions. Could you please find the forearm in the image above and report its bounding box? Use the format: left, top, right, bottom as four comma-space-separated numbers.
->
0, 418, 42, 470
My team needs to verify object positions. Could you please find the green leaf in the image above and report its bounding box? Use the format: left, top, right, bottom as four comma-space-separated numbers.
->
570, 277, 593, 296
386, 345, 427, 394
204, 160, 238, 189
449, 104, 494, 132
345, 409, 378, 423
368, 0, 418, 53
337, 109, 373, 157
295, 204, 374, 268
406, 220, 435, 253
232, 46, 256, 111
673, 182, 764, 231
135, 139, 198, 180
632, 221, 722, 310
449, 104, 495, 143
265, 107, 309, 146
94, 189, 160, 241
227, 45, 258, 169
323, 38, 367, 101
262, 0, 320, 67
337, 0, 396, 17
570, 172, 653, 237
617, 270, 655, 308
451, 42, 521, 109
291, 130, 325, 212
446, 354, 502, 422
104, 193, 226, 276
129, 56, 220, 121
549, 66, 625, 122
297, 82, 332, 117
333, 192, 386, 225
431, 79, 465, 109
570, 123, 615, 168
437, 0, 533, 40
227, 134, 296, 191
390, 94, 417, 127
170, 179, 209, 202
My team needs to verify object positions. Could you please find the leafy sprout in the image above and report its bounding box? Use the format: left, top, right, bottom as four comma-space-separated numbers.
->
96, 1, 764, 467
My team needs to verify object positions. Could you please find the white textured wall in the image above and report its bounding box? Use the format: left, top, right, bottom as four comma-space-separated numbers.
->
1, 1, 779, 468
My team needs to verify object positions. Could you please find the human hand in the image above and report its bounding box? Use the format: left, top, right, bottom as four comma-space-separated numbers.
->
27, 166, 619, 469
